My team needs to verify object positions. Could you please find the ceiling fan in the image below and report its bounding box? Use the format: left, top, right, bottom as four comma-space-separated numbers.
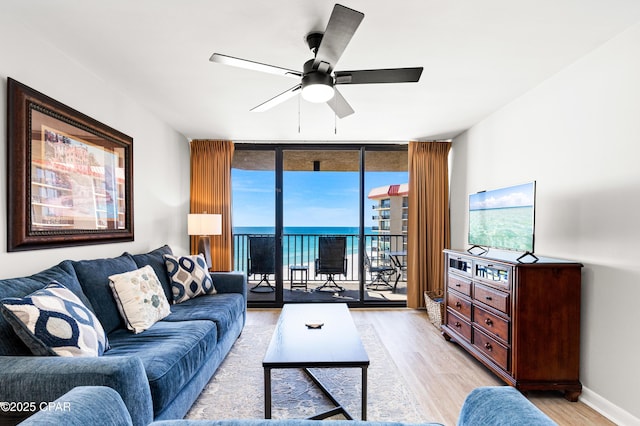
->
209, 4, 423, 119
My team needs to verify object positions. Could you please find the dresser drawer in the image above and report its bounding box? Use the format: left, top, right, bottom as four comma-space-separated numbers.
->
473, 305, 509, 343
473, 328, 510, 371
448, 274, 471, 296
447, 291, 472, 320
474, 283, 510, 314
446, 309, 472, 342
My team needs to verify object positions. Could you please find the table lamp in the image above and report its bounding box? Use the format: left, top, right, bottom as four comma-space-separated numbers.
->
188, 213, 222, 269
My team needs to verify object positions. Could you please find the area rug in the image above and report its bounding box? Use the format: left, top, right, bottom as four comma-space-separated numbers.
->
186, 322, 423, 421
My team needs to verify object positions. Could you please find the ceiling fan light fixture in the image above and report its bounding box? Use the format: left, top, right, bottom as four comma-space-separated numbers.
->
301, 71, 334, 103
302, 83, 335, 103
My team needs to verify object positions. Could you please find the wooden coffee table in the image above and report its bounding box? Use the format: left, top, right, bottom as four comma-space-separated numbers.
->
263, 303, 369, 420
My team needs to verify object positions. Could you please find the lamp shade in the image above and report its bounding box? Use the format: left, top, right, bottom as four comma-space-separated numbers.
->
188, 214, 222, 236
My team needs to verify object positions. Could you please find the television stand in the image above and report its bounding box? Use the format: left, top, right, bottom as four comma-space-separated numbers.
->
466, 245, 488, 256
516, 251, 538, 263
442, 249, 583, 401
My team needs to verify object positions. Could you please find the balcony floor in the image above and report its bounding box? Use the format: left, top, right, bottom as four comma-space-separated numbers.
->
247, 278, 408, 304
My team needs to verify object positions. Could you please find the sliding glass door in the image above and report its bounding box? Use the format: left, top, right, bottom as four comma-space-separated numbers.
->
282, 149, 360, 303
232, 144, 408, 307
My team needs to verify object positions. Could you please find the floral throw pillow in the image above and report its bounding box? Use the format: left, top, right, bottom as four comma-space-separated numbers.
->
0, 281, 109, 357
109, 265, 171, 333
163, 254, 216, 304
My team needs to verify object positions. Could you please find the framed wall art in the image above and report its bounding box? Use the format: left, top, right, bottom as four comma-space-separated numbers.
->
7, 78, 134, 251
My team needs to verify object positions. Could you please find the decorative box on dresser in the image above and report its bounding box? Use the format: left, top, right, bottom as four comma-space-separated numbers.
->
441, 248, 583, 401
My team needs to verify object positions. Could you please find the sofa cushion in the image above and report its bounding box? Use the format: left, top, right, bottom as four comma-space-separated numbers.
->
457, 386, 557, 426
109, 266, 171, 334
0, 261, 91, 356
105, 320, 217, 415
72, 254, 139, 334
19, 386, 134, 426
1, 282, 109, 357
164, 254, 216, 304
153, 421, 442, 426
127, 245, 174, 303
163, 293, 244, 341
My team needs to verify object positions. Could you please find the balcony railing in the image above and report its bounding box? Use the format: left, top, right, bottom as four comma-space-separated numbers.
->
372, 214, 391, 220
233, 233, 407, 283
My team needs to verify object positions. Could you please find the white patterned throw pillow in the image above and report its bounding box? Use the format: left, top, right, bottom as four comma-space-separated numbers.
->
0, 282, 109, 357
163, 254, 216, 304
109, 265, 171, 333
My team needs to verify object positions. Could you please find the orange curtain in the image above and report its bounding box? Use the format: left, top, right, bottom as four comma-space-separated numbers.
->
407, 141, 451, 308
190, 140, 234, 271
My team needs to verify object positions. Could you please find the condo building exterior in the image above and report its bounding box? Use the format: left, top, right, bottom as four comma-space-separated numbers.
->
368, 183, 408, 255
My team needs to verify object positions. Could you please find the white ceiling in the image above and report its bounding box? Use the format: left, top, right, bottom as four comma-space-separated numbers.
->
5, 1, 640, 142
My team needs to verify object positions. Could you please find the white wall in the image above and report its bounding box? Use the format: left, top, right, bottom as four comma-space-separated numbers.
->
0, 14, 191, 278
450, 20, 640, 425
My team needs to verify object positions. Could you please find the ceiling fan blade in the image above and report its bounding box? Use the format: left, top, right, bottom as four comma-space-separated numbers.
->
210, 53, 302, 79
334, 67, 424, 85
326, 88, 354, 119
250, 84, 302, 112
313, 4, 364, 72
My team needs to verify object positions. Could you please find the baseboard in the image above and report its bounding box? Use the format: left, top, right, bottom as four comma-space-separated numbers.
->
580, 386, 640, 426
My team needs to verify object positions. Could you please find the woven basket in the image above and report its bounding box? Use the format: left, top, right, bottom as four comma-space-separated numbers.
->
424, 291, 445, 329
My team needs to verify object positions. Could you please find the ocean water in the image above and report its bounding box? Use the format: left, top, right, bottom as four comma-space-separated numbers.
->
233, 226, 377, 266
233, 226, 371, 235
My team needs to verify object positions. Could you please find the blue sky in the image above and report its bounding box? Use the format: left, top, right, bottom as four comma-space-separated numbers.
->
232, 169, 408, 227
469, 182, 535, 211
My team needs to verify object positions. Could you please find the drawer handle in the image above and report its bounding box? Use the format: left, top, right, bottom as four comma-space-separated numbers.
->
455, 283, 461, 287
454, 322, 462, 328
455, 302, 462, 308
484, 342, 493, 352
485, 296, 493, 301
485, 318, 493, 326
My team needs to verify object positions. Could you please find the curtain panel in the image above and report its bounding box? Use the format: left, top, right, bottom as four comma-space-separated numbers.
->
190, 140, 234, 271
407, 141, 451, 308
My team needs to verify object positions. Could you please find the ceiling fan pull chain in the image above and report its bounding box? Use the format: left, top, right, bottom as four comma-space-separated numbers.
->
298, 93, 301, 133
334, 97, 338, 135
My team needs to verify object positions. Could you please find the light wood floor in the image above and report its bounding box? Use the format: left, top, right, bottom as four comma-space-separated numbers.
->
246, 308, 614, 426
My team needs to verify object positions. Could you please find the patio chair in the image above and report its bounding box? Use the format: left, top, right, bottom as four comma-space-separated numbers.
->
314, 236, 347, 292
388, 251, 407, 291
364, 250, 395, 291
248, 236, 276, 293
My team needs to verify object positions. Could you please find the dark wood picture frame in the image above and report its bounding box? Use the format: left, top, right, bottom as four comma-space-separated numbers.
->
7, 78, 134, 251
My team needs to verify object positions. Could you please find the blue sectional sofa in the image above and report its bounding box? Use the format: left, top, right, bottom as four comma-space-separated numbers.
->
17, 385, 557, 425
0, 245, 247, 426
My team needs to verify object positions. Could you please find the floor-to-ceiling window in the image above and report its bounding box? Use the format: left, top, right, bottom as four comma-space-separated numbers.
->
231, 149, 276, 303
363, 149, 409, 302
232, 144, 408, 307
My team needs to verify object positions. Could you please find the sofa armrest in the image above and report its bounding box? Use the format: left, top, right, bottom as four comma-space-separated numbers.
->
0, 356, 153, 426
211, 271, 247, 299
18, 386, 133, 426
457, 386, 557, 426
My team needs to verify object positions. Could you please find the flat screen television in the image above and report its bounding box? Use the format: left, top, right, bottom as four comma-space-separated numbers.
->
468, 181, 536, 253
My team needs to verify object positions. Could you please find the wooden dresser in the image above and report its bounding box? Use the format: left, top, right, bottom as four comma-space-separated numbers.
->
441, 249, 583, 401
